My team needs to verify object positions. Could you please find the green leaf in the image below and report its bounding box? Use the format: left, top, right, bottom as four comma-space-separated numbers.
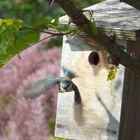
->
0, 19, 24, 30
48, 36, 62, 48
0, 29, 16, 54
107, 67, 118, 81
90, 22, 98, 35
0, 19, 39, 67
56, 25, 69, 33
0, 53, 12, 67
48, 138, 66, 140
32, 17, 52, 29
50, 17, 60, 27
7, 30, 39, 54
69, 27, 79, 35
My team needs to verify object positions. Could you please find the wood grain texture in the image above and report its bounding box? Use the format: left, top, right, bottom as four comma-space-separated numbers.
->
119, 39, 140, 140
55, 35, 125, 140
59, 0, 140, 40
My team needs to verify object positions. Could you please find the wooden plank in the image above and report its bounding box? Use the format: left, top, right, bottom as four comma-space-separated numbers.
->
119, 39, 140, 140
59, 0, 140, 40
55, 35, 125, 140
121, 0, 140, 10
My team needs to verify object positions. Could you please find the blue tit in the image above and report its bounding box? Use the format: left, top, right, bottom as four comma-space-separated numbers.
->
59, 77, 81, 104
23, 67, 81, 104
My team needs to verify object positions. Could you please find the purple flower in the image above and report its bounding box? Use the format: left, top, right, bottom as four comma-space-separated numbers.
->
0, 38, 61, 139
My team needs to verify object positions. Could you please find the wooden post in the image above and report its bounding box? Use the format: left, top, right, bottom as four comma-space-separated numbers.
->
118, 1, 140, 139
119, 39, 140, 140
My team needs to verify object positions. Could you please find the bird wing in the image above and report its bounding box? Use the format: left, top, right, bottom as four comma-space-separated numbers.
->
23, 77, 61, 99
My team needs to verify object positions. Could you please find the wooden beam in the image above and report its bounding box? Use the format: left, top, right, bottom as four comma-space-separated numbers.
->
121, 0, 140, 11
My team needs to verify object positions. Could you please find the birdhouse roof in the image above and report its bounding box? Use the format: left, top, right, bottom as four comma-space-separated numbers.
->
59, 0, 140, 40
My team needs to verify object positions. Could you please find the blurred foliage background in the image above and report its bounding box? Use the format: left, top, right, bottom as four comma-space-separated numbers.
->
0, 0, 100, 48
0, 0, 101, 140
0, 0, 99, 23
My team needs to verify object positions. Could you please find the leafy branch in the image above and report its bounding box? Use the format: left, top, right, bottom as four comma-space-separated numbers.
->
0, 17, 78, 67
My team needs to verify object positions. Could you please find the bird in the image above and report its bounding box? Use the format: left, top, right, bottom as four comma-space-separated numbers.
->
23, 67, 81, 104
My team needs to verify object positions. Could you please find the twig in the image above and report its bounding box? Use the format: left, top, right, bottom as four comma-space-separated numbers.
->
28, 34, 54, 48
20, 26, 70, 36
50, 0, 55, 6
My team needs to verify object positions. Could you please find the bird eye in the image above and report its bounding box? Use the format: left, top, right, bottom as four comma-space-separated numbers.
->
62, 80, 70, 86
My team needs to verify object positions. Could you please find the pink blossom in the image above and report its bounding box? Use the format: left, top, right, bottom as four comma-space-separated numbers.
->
0, 39, 61, 139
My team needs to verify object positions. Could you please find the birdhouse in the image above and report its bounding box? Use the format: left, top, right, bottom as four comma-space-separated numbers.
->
55, 0, 140, 139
